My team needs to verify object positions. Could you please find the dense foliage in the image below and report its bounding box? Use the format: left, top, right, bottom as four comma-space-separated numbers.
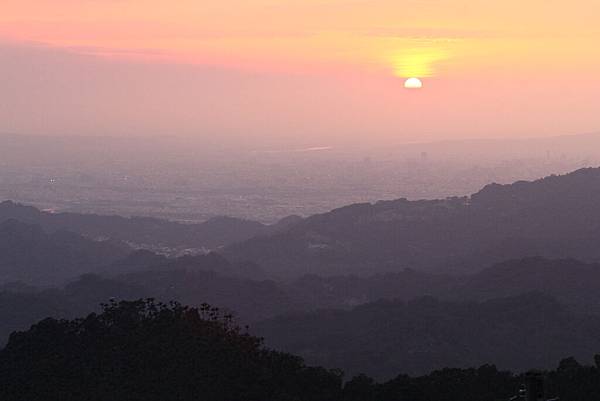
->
1, 299, 600, 401
0, 265, 298, 344
5, 257, 600, 377
0, 299, 342, 401
5, 168, 600, 399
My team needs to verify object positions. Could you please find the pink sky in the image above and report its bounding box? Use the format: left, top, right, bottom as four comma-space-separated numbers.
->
1, 1, 599, 146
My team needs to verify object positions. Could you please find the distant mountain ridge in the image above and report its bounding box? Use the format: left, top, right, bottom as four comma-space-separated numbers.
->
4, 254, 600, 374
226, 167, 600, 276
4, 254, 600, 343
0, 261, 298, 344
0, 219, 130, 285
255, 292, 600, 379
284, 257, 600, 314
0, 200, 302, 251
0, 219, 269, 287
459, 257, 600, 313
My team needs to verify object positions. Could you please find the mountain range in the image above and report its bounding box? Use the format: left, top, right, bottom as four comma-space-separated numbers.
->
255, 292, 600, 379
0, 200, 301, 252
226, 167, 600, 276
0, 219, 129, 285
4, 167, 600, 376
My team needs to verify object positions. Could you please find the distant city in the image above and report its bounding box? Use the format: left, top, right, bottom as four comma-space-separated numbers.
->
1, 133, 599, 223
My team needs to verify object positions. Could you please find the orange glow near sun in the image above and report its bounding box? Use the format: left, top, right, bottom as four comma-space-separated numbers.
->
1, 0, 600, 79
1, 0, 600, 142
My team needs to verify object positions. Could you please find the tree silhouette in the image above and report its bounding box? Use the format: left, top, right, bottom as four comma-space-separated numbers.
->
0, 299, 342, 401
3, 299, 600, 401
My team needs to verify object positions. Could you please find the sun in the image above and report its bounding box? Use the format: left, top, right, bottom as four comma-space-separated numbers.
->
404, 77, 423, 89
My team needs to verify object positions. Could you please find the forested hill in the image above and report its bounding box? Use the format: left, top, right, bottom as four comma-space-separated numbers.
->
283, 257, 600, 314
255, 292, 600, 379
226, 167, 600, 276
0, 200, 300, 250
2, 299, 600, 401
5, 256, 600, 344
0, 219, 130, 285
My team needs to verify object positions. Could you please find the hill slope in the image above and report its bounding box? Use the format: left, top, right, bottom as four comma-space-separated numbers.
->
0, 299, 343, 401
255, 293, 600, 379
285, 257, 600, 314
0, 200, 298, 251
226, 168, 600, 276
0, 220, 130, 285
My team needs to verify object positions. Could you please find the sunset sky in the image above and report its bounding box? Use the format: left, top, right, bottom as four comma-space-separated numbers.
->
2, 1, 599, 146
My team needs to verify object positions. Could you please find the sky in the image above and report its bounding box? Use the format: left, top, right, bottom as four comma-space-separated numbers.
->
1, 1, 600, 147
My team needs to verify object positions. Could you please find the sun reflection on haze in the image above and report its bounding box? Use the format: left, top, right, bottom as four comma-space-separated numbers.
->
391, 45, 451, 78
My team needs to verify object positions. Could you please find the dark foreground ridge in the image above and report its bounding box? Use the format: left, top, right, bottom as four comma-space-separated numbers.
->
1, 299, 600, 401
5, 257, 600, 377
